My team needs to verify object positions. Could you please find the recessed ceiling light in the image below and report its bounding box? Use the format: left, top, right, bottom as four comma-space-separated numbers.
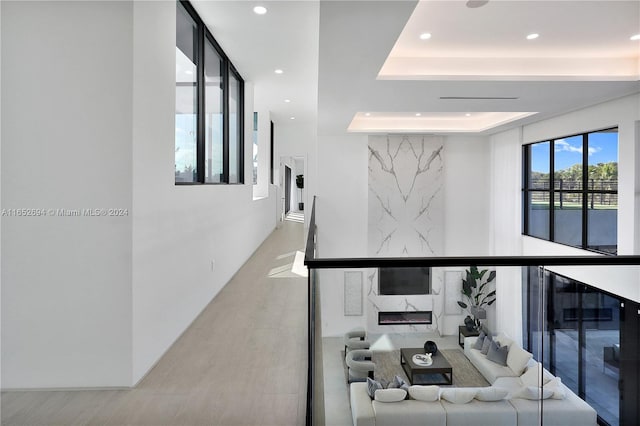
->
365, 113, 371, 116
526, 33, 539, 40
185, 70, 193, 75
465, 113, 472, 117
631, 34, 640, 41
284, 99, 291, 103
290, 117, 296, 120
419, 33, 432, 40
415, 113, 422, 117
275, 69, 284, 74
253, 6, 267, 15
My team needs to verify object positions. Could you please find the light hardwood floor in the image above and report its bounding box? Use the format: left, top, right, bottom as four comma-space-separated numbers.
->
1, 220, 308, 426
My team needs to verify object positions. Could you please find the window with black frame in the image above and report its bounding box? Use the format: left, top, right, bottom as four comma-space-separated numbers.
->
524, 267, 627, 426
522, 128, 618, 254
175, 1, 244, 185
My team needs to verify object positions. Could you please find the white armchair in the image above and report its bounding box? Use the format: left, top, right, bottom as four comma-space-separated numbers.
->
344, 329, 370, 354
346, 349, 375, 383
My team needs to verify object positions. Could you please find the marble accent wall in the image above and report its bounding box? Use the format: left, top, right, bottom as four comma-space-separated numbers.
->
367, 135, 445, 334
368, 135, 444, 257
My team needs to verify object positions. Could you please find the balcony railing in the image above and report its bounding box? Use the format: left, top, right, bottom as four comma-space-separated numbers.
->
303, 196, 640, 426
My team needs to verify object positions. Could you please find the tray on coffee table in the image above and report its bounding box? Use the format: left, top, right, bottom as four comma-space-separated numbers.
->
400, 347, 452, 385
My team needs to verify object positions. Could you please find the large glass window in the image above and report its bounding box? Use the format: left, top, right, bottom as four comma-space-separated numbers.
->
522, 128, 618, 254
524, 268, 622, 426
252, 112, 258, 185
525, 142, 551, 240
175, 4, 198, 183
204, 39, 224, 183
175, 1, 244, 185
587, 129, 618, 253
228, 70, 242, 184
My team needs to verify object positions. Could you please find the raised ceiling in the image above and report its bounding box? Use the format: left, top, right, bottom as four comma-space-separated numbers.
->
318, 0, 639, 135
380, 0, 640, 80
191, 1, 640, 136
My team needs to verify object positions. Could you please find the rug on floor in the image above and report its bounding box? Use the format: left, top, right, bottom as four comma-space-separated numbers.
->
371, 348, 490, 387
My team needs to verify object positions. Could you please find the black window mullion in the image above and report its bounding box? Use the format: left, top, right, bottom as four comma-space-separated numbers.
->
177, 0, 245, 186
196, 22, 205, 183
582, 134, 589, 249
270, 121, 274, 184
222, 61, 230, 183
238, 72, 245, 184
522, 145, 528, 235
549, 140, 555, 242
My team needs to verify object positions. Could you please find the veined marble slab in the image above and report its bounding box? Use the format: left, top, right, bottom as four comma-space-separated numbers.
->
368, 135, 444, 257
366, 135, 445, 334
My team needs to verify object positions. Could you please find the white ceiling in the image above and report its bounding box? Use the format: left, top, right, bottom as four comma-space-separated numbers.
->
380, 0, 640, 80
191, 1, 319, 128
191, 1, 640, 137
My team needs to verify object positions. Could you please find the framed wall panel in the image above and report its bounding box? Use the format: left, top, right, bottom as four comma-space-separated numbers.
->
344, 271, 363, 316
444, 270, 463, 315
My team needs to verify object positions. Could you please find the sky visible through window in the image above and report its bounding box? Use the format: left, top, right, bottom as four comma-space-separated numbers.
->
531, 131, 618, 173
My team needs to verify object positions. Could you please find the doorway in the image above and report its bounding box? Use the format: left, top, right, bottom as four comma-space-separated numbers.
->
285, 165, 291, 214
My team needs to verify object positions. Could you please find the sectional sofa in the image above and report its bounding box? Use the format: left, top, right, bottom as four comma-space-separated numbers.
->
349, 333, 597, 426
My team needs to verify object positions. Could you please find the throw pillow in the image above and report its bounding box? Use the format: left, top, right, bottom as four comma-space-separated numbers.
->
388, 375, 409, 393
366, 377, 383, 399
513, 386, 553, 400
543, 377, 566, 400
440, 388, 477, 404
473, 335, 485, 350
486, 340, 509, 366
374, 388, 407, 403
506, 345, 533, 375
495, 332, 514, 349
475, 387, 509, 402
481, 335, 492, 355
408, 385, 440, 402
520, 362, 552, 387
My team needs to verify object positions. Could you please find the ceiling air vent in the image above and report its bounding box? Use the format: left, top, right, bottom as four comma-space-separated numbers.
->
440, 96, 519, 100
466, 0, 489, 8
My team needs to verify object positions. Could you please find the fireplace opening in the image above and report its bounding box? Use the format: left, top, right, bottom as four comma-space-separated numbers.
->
378, 311, 432, 325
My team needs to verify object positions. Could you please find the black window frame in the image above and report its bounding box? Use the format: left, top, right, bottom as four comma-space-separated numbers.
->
522, 127, 618, 254
176, 0, 244, 185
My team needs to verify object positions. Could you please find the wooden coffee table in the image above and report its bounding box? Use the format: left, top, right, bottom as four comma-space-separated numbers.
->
400, 347, 453, 385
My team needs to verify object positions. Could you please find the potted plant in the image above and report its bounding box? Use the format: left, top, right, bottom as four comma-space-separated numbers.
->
457, 266, 496, 330
296, 174, 304, 210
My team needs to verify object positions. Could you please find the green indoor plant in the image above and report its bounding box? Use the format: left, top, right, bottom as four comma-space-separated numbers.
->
296, 174, 304, 210
457, 266, 496, 330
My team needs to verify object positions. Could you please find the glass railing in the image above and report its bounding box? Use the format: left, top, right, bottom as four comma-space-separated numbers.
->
304, 196, 640, 426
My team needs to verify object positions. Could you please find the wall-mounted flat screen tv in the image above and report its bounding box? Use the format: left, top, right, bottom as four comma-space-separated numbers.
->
378, 267, 431, 295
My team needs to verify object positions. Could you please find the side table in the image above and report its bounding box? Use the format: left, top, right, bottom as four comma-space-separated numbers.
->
458, 325, 480, 348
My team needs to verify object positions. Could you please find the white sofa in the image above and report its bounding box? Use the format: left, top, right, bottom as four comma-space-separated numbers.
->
350, 382, 516, 426
349, 335, 598, 426
464, 334, 597, 426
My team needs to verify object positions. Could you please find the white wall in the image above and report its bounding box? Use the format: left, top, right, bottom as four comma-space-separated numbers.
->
252, 84, 273, 200
316, 133, 369, 336
489, 93, 640, 344
521, 94, 640, 255
489, 128, 525, 342
1, 1, 133, 388
1, 1, 277, 389
317, 134, 494, 337
442, 135, 493, 335
317, 133, 369, 258
444, 135, 491, 256
131, 1, 277, 384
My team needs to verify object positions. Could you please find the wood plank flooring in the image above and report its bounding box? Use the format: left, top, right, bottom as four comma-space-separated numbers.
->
1, 221, 308, 426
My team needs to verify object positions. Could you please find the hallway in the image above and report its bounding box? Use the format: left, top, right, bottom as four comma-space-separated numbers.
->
1, 221, 308, 425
